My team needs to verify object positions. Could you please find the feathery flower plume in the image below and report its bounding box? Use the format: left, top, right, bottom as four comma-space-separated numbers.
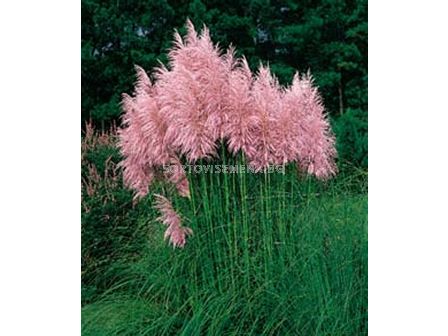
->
243, 64, 284, 171
163, 157, 191, 199
154, 194, 193, 248
222, 52, 259, 159
286, 72, 337, 179
118, 66, 172, 199
118, 93, 155, 199
155, 20, 228, 162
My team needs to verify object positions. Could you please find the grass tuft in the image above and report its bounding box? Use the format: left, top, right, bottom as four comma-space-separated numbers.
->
82, 133, 367, 335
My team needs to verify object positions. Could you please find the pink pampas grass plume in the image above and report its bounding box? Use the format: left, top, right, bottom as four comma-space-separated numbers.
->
286, 72, 337, 179
154, 194, 193, 248
155, 20, 229, 162
118, 66, 172, 199
221, 52, 259, 159
163, 157, 191, 199
118, 93, 155, 199
243, 64, 284, 171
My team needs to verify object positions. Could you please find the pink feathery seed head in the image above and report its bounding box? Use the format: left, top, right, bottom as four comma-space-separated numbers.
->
156, 21, 229, 163
222, 55, 258, 157
154, 194, 193, 248
163, 157, 191, 198
167, 19, 201, 70
185, 18, 199, 45
118, 94, 153, 197
118, 67, 174, 199
243, 63, 285, 171
223, 45, 236, 69
174, 176, 191, 199
274, 71, 313, 164
133, 65, 152, 96
288, 72, 337, 179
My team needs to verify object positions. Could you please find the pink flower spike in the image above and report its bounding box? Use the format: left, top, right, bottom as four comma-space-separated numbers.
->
163, 157, 191, 199
155, 20, 228, 162
154, 194, 193, 248
287, 72, 337, 179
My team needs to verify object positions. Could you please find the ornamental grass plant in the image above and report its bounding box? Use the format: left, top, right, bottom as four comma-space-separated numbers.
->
119, 21, 336, 247
82, 20, 367, 336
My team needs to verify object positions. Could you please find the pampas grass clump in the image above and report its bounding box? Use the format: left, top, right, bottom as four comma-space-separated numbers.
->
118, 20, 337, 247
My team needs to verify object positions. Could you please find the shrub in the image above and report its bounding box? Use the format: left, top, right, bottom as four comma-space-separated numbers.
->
333, 108, 367, 169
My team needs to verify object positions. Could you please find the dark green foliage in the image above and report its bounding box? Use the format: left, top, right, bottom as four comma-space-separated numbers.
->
82, 0, 367, 167
82, 0, 177, 124
334, 108, 368, 169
